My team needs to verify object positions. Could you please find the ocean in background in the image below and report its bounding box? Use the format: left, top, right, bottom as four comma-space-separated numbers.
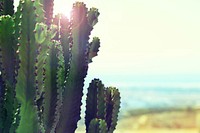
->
118, 82, 200, 116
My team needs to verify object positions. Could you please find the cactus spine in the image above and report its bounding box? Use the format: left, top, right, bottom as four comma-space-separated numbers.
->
0, 0, 121, 133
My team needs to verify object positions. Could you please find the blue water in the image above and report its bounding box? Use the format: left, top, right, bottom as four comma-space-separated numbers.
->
120, 85, 200, 111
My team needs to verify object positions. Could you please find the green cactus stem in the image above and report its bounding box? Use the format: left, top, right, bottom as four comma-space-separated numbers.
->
88, 119, 107, 133
0, 1, 3, 15
43, 41, 65, 133
42, 0, 54, 26
0, 15, 18, 133
56, 3, 100, 132
60, 14, 72, 79
0, 0, 14, 16
85, 79, 106, 132
34, 23, 57, 132
43, 42, 59, 133
15, 1, 40, 132
88, 37, 100, 63
105, 87, 121, 133
34, 0, 45, 23
52, 14, 60, 40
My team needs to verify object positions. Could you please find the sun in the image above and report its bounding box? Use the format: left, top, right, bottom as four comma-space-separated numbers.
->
54, 0, 74, 19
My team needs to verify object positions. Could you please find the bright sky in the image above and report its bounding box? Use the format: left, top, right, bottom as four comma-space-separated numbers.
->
14, 0, 200, 85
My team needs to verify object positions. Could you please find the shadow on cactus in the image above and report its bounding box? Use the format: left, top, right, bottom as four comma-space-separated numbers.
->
0, 0, 121, 133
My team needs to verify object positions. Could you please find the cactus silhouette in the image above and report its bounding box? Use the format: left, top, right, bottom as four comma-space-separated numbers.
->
0, 0, 120, 133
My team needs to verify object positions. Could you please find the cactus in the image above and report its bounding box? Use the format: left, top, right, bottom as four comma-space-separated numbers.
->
0, 0, 121, 133
86, 79, 121, 133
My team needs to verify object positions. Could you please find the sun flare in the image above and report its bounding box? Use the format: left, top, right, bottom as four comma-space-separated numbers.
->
54, 0, 74, 19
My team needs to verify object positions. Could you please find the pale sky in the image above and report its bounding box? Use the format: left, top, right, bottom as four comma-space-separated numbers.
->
14, 0, 200, 86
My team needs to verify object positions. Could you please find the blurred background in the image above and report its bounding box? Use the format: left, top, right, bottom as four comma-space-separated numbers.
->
15, 0, 200, 132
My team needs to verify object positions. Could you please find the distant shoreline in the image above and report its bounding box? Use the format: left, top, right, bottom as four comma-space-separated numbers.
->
121, 106, 199, 118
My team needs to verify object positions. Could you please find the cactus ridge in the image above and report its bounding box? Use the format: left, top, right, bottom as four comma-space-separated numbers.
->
15, 1, 40, 132
85, 79, 106, 132
43, 42, 60, 133
34, 0, 45, 23
60, 14, 73, 81
43, 0, 54, 26
0, 15, 19, 133
0, 1, 3, 15
105, 87, 121, 133
51, 42, 65, 133
52, 14, 60, 40
33, 22, 58, 132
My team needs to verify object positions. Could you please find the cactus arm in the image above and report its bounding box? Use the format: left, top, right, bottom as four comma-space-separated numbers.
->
34, 0, 45, 23
0, 16, 16, 87
13, 0, 22, 44
34, 23, 57, 101
89, 37, 100, 63
34, 23, 57, 132
60, 14, 72, 79
0, 1, 3, 15
85, 80, 99, 132
88, 119, 107, 133
0, 15, 19, 133
16, 0, 37, 104
56, 3, 100, 132
105, 87, 121, 133
85, 79, 106, 132
56, 3, 89, 132
50, 43, 65, 132
52, 14, 60, 40
3, 0, 14, 15
43, 41, 60, 133
15, 1, 40, 132
87, 7, 100, 28
87, 8, 100, 63
0, 0, 14, 15
42, 0, 54, 26
0, 72, 5, 132
0, 83, 14, 133
43, 43, 58, 132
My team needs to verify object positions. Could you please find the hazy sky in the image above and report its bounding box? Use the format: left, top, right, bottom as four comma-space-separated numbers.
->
14, 0, 200, 85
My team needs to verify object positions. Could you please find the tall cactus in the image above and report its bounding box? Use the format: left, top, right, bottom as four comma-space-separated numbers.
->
15, 0, 42, 132
0, 15, 18, 133
0, 0, 121, 133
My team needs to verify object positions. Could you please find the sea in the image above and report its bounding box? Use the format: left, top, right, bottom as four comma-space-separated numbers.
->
118, 82, 200, 116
